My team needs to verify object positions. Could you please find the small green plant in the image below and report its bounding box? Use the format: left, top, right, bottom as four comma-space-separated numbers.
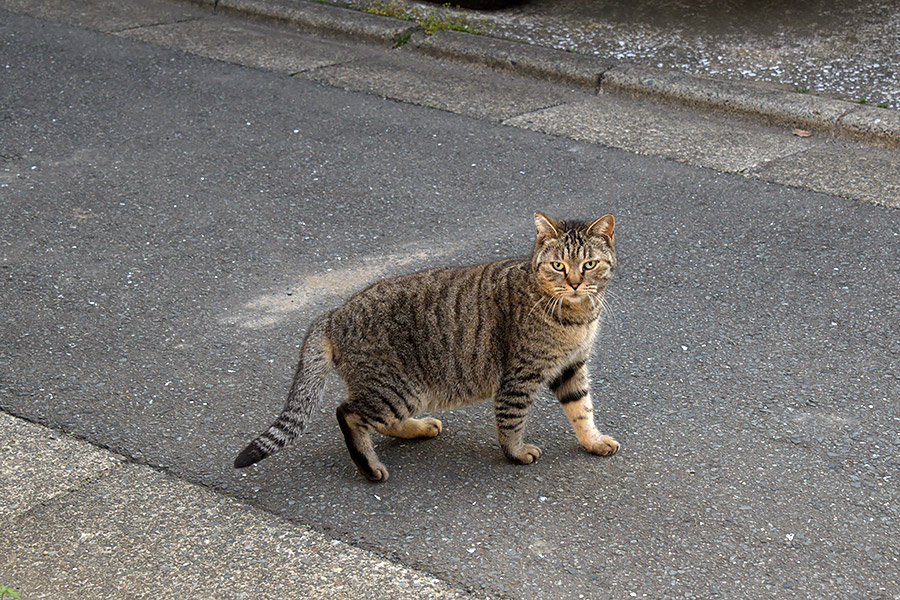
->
364, 0, 413, 20
393, 31, 412, 48
418, 5, 476, 34
0, 586, 21, 600
877, 102, 889, 109
796, 87, 810, 94
364, 1, 480, 35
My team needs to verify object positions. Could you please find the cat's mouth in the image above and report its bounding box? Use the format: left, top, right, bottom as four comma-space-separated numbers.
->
564, 291, 590, 303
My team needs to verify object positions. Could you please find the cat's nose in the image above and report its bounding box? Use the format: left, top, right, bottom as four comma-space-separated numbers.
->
569, 281, 581, 290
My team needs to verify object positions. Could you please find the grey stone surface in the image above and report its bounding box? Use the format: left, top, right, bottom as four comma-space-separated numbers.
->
1, 439, 474, 599
601, 64, 858, 132
414, 28, 607, 88
504, 95, 817, 174
0, 412, 123, 522
118, 15, 372, 75
218, 0, 419, 47
838, 104, 900, 146
748, 144, 900, 209
0, 0, 204, 31
308, 50, 583, 122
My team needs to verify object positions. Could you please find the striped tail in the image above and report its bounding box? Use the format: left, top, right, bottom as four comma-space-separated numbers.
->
234, 316, 333, 468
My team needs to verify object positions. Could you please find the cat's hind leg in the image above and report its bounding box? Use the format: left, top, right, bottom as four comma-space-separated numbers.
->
336, 403, 389, 482
377, 417, 442, 439
549, 360, 619, 456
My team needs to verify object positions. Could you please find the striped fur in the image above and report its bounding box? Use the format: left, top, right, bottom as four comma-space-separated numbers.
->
233, 315, 332, 468
234, 212, 619, 481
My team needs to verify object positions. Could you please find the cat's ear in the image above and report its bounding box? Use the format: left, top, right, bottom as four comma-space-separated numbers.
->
586, 214, 615, 245
534, 212, 561, 244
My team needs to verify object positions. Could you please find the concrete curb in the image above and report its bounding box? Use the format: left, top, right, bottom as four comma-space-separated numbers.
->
211, 0, 421, 46
192, 0, 900, 148
412, 28, 610, 88
600, 64, 900, 146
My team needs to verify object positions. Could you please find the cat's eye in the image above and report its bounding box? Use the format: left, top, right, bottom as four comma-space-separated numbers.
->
550, 261, 566, 272
582, 260, 598, 271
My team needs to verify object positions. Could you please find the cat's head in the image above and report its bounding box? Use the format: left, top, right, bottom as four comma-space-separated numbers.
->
531, 212, 616, 308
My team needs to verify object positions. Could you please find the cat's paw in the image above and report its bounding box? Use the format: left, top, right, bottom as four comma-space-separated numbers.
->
361, 461, 390, 482
422, 417, 442, 437
585, 435, 619, 456
503, 443, 543, 465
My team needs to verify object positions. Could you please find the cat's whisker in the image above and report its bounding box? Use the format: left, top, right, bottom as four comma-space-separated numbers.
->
528, 295, 550, 319
602, 288, 622, 307
548, 296, 562, 322
538, 295, 552, 321
543, 295, 556, 321
594, 292, 619, 329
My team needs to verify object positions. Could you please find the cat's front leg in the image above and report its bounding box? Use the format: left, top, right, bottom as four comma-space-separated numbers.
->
549, 360, 619, 456
494, 375, 543, 464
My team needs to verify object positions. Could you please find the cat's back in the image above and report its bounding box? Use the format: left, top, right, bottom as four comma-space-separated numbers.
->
333, 256, 527, 323
326, 257, 530, 397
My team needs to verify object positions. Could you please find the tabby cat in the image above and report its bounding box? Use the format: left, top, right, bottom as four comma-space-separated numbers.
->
234, 212, 620, 481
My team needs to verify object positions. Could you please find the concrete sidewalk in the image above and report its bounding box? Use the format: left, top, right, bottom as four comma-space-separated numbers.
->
1, 412, 477, 599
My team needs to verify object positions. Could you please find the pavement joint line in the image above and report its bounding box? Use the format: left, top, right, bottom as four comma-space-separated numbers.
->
737, 144, 818, 176
179, 0, 900, 149
2, 409, 476, 597
498, 100, 574, 127
289, 55, 356, 76
5, 459, 130, 526
1, 408, 128, 521
110, 15, 205, 33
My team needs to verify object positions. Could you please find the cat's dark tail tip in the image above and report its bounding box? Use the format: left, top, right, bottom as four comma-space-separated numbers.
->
234, 444, 265, 469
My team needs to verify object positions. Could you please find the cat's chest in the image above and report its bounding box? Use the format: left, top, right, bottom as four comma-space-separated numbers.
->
528, 319, 598, 367
555, 321, 598, 356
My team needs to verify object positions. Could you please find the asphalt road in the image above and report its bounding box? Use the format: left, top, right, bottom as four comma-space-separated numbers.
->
3, 9, 900, 599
